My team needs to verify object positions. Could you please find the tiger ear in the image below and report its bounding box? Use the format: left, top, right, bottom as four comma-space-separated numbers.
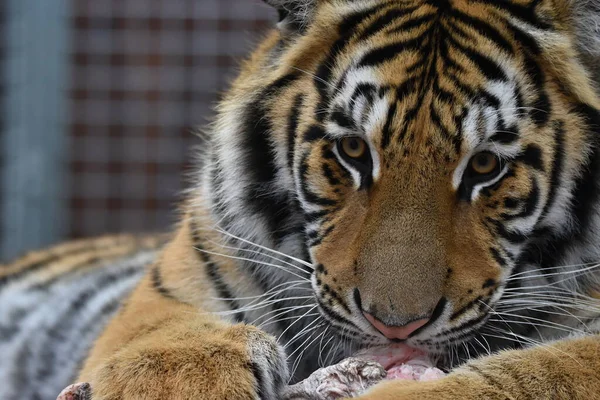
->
262, 0, 317, 32
566, 0, 600, 84
564, 0, 600, 57
534, 0, 600, 91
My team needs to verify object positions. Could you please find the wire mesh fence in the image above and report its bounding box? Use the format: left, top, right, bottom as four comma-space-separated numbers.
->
1, 0, 276, 259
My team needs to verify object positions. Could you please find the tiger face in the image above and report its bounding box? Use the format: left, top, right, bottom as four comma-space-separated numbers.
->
250, 0, 600, 357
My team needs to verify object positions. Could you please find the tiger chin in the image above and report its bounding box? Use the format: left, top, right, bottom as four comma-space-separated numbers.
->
5, 0, 600, 399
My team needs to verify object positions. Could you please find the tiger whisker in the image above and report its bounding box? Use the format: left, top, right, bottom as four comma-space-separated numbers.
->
193, 246, 311, 281
481, 328, 583, 367
279, 305, 321, 344
288, 326, 327, 383
502, 286, 600, 302
488, 309, 586, 334
213, 227, 314, 268
318, 326, 332, 367
207, 296, 314, 316
202, 238, 314, 277
506, 261, 600, 279
473, 334, 492, 356
498, 295, 600, 309
209, 280, 310, 303
286, 322, 326, 361
255, 303, 316, 327
495, 304, 592, 327
497, 298, 600, 312
488, 318, 583, 334
260, 313, 321, 330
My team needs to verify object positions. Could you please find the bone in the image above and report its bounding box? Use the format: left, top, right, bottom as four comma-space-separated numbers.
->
282, 358, 387, 400
56, 383, 92, 400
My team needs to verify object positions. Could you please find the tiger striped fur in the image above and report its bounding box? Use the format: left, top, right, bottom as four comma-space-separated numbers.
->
4, 0, 600, 398
0, 235, 166, 399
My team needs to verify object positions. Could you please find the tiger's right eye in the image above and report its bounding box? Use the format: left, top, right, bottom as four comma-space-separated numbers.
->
470, 152, 499, 175
340, 137, 367, 159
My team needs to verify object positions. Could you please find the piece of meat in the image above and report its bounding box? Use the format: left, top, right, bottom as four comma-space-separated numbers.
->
282, 344, 446, 399
56, 383, 91, 400
282, 358, 386, 400
354, 343, 446, 382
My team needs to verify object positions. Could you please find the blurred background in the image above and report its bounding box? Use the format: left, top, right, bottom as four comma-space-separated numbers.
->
0, 0, 276, 260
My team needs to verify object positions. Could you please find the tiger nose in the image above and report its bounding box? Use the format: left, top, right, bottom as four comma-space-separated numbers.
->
363, 312, 430, 340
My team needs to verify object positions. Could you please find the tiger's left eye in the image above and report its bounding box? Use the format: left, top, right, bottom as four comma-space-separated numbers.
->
341, 137, 367, 159
470, 152, 499, 175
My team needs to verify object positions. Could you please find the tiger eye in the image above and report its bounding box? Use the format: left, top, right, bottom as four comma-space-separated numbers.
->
341, 137, 367, 159
470, 152, 498, 175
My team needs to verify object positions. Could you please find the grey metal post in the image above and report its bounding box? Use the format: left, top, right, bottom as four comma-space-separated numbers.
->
1, 0, 71, 260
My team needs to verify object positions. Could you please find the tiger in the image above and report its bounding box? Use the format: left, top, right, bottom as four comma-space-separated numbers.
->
3, 0, 600, 398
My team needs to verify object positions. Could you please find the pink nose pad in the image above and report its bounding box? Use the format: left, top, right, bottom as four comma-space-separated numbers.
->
364, 312, 430, 340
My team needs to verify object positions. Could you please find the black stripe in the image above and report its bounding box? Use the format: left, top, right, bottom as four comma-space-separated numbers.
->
381, 101, 398, 149
430, 101, 461, 155
444, 33, 507, 81
386, 12, 435, 35
507, 20, 541, 55
39, 299, 124, 389
299, 153, 338, 207
349, 83, 376, 120
447, 9, 513, 54
330, 107, 355, 131
316, 297, 362, 333
411, 297, 447, 338
287, 94, 304, 170
450, 296, 483, 321
250, 362, 266, 398
28, 255, 104, 291
308, 224, 335, 248
313, 4, 388, 122
570, 104, 600, 235
521, 53, 551, 127
431, 74, 458, 105
511, 178, 540, 219
357, 6, 420, 41
469, 0, 552, 30
304, 124, 327, 142
490, 247, 507, 268
36, 266, 141, 385
489, 127, 519, 144
190, 228, 245, 322
0, 242, 118, 290
489, 218, 528, 243
244, 73, 299, 246
0, 307, 27, 341
358, 33, 430, 68
150, 264, 177, 300
540, 122, 565, 219
322, 163, 340, 186
304, 209, 330, 223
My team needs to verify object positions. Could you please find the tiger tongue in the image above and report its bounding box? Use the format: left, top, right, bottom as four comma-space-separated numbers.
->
353, 343, 435, 370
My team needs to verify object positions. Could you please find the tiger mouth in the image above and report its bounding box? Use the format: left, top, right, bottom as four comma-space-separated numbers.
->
353, 343, 447, 381
353, 343, 434, 371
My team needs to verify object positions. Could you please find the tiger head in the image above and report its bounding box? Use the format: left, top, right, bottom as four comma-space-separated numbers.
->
214, 0, 600, 360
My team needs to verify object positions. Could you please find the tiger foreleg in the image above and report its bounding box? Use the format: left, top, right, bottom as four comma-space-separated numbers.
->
356, 334, 600, 400
77, 275, 288, 400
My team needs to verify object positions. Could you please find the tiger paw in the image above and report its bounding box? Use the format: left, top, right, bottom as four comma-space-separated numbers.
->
283, 358, 386, 400
84, 323, 289, 399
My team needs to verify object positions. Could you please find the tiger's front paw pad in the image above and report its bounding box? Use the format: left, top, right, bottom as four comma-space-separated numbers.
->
285, 358, 386, 399
57, 382, 92, 400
